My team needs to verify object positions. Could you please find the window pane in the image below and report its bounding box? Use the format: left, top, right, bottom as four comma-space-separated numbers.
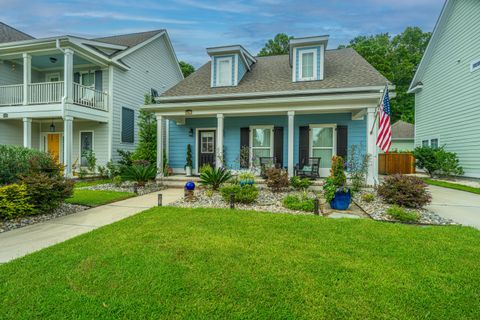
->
82, 73, 94, 87
218, 60, 231, 86
252, 128, 271, 147
312, 127, 333, 148
431, 139, 438, 149
80, 132, 93, 166
302, 52, 314, 78
312, 149, 333, 168
422, 140, 429, 147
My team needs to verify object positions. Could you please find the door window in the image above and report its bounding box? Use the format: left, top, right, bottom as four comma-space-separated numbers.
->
251, 127, 273, 165
201, 131, 215, 153
310, 126, 334, 168
80, 131, 93, 166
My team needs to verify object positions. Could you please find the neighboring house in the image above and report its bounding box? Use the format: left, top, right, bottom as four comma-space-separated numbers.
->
386, 120, 414, 152
0, 22, 183, 176
144, 36, 391, 184
409, 0, 480, 177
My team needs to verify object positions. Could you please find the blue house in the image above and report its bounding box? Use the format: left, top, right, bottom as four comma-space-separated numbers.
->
144, 36, 390, 185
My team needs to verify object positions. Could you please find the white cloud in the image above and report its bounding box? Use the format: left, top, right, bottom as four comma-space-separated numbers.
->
174, 0, 255, 13
63, 12, 196, 24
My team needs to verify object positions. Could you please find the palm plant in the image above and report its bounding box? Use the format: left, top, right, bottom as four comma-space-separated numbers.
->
122, 164, 157, 187
199, 166, 232, 190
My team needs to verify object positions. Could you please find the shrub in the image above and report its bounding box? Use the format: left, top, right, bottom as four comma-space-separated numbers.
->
238, 171, 256, 185
377, 174, 432, 208
78, 168, 88, 179
265, 168, 289, 192
84, 150, 97, 174
199, 163, 212, 174
413, 146, 464, 177
185, 144, 193, 169
113, 175, 123, 187
132, 110, 157, 164
220, 184, 259, 204
20, 173, 74, 214
117, 149, 133, 167
122, 164, 157, 187
0, 184, 35, 219
282, 195, 315, 212
346, 145, 370, 192
0, 145, 59, 185
330, 156, 347, 187
199, 167, 232, 190
290, 176, 312, 190
97, 165, 108, 178
386, 205, 420, 222
106, 161, 121, 178
323, 177, 337, 203
361, 193, 375, 203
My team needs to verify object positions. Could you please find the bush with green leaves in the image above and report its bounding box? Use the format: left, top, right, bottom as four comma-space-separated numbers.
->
377, 174, 431, 208
220, 184, 259, 204
0, 184, 35, 219
117, 149, 133, 167
133, 110, 157, 164
83, 150, 97, 174
330, 156, 347, 187
346, 145, 370, 192
361, 193, 375, 203
199, 163, 212, 174
122, 162, 157, 187
106, 161, 121, 178
282, 195, 315, 212
413, 146, 464, 178
386, 205, 420, 223
185, 144, 193, 169
97, 165, 108, 178
265, 168, 289, 192
323, 177, 337, 203
113, 175, 123, 187
199, 167, 232, 190
290, 176, 312, 190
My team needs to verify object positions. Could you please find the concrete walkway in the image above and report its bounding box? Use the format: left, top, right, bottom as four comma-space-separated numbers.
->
0, 188, 183, 263
427, 185, 480, 229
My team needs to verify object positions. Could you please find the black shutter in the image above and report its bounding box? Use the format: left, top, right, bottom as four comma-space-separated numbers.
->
240, 127, 250, 168
336, 125, 348, 159
122, 107, 135, 143
95, 70, 103, 92
273, 127, 283, 167
299, 126, 309, 167
73, 72, 80, 84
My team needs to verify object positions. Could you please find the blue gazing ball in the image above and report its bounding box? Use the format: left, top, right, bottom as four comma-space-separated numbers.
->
185, 181, 195, 191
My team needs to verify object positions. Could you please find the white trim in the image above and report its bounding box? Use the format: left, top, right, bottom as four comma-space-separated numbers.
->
470, 59, 480, 72
111, 31, 166, 61
215, 56, 233, 87
309, 123, 337, 177
79, 130, 95, 167
298, 48, 317, 81
41, 131, 64, 164
194, 127, 216, 174
287, 111, 295, 177
249, 125, 274, 169
234, 54, 239, 85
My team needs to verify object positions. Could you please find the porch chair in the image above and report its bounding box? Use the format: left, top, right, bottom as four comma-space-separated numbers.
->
294, 157, 321, 179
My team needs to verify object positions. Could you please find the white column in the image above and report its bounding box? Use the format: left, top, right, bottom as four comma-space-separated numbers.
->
366, 107, 378, 186
23, 117, 32, 148
63, 116, 73, 177
156, 115, 164, 177
287, 111, 295, 177
22, 53, 31, 105
63, 49, 74, 104
216, 114, 224, 168
107, 65, 114, 161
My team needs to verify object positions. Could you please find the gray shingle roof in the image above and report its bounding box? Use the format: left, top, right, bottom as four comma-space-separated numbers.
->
93, 30, 164, 48
391, 120, 414, 139
0, 22, 34, 44
162, 48, 389, 99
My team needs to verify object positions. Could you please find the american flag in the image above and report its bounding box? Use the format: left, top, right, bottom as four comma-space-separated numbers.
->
376, 86, 392, 153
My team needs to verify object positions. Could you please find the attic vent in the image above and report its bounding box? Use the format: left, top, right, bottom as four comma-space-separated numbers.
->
471, 59, 480, 72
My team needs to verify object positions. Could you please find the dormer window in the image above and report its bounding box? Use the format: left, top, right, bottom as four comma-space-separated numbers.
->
299, 49, 317, 81
216, 57, 233, 86
290, 35, 328, 83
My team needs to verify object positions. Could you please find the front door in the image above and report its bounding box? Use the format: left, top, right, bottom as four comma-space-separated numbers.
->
198, 130, 216, 169
47, 133, 61, 163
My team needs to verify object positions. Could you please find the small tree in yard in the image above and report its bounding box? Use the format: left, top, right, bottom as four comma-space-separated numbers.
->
413, 146, 464, 178
133, 110, 157, 165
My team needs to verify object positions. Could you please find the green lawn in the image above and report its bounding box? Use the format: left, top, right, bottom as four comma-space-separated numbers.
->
1, 208, 479, 319
424, 178, 480, 195
74, 179, 112, 188
65, 189, 135, 207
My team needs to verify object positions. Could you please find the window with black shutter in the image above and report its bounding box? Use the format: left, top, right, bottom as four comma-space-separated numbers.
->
122, 107, 134, 143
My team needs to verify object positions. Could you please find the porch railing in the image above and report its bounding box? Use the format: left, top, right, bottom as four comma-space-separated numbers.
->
73, 83, 108, 111
28, 81, 64, 104
0, 84, 23, 106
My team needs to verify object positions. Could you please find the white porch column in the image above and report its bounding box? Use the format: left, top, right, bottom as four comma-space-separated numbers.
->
63, 49, 74, 104
366, 107, 379, 186
287, 111, 295, 177
22, 117, 32, 148
63, 116, 73, 177
216, 114, 224, 168
156, 115, 164, 177
22, 53, 31, 105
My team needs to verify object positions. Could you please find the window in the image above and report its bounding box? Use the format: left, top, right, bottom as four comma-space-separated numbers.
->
80, 131, 93, 167
201, 131, 215, 153
250, 126, 273, 166
80, 71, 95, 88
430, 138, 439, 149
422, 140, 429, 147
122, 107, 135, 143
299, 49, 317, 81
471, 59, 480, 72
310, 125, 335, 168
216, 57, 232, 86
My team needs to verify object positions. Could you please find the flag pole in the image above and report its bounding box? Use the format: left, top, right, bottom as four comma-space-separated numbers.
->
369, 84, 388, 135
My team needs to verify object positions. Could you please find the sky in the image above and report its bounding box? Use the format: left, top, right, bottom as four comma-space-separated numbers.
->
0, 0, 444, 67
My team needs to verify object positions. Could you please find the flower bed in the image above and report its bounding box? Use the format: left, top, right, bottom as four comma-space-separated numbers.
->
78, 181, 165, 196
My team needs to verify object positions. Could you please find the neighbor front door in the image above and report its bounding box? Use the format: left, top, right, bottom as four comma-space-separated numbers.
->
47, 133, 61, 163
198, 130, 216, 169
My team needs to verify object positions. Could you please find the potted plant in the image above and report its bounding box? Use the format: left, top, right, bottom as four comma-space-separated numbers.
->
324, 156, 351, 210
185, 144, 193, 176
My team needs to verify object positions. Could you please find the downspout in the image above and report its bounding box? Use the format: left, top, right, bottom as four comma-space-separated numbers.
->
56, 39, 67, 119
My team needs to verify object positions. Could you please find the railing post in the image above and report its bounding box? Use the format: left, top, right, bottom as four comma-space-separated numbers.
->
22, 53, 31, 105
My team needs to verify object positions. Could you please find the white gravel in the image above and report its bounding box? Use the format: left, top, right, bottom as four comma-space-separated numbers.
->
78, 181, 166, 195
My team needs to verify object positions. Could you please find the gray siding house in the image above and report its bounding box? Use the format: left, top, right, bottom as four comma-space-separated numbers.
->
409, 0, 480, 177
0, 22, 183, 176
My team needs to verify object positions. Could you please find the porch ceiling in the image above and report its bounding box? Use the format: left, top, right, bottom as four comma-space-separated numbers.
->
11, 53, 92, 70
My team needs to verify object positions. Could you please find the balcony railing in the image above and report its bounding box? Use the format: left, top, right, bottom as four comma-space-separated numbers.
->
0, 81, 108, 112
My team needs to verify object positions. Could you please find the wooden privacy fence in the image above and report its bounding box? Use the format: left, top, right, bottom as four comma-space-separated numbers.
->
379, 153, 416, 175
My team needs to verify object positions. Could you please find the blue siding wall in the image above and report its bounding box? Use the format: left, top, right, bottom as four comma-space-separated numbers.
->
168, 113, 367, 170
295, 46, 322, 81
212, 54, 236, 86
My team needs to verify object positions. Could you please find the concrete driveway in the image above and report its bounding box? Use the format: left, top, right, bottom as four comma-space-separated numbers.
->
427, 185, 480, 229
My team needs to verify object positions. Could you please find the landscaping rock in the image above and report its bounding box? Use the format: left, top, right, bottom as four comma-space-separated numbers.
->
79, 181, 166, 195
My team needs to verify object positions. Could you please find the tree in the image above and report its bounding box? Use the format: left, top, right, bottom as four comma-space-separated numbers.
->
342, 27, 431, 123
179, 61, 195, 78
133, 110, 157, 164
258, 33, 293, 56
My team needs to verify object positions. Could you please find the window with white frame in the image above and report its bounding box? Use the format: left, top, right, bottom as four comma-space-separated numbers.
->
299, 49, 317, 81
310, 125, 335, 168
471, 59, 480, 72
80, 71, 95, 88
250, 126, 273, 166
422, 140, 429, 147
216, 57, 233, 86
430, 138, 439, 149
80, 131, 93, 167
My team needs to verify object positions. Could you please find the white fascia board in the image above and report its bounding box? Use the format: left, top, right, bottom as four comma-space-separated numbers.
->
0, 36, 69, 49
408, 0, 451, 92
206, 45, 256, 63
111, 31, 166, 61
407, 84, 423, 94
68, 37, 127, 50
163, 31, 185, 80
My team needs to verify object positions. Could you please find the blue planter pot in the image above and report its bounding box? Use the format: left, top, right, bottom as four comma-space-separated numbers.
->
240, 180, 254, 187
330, 190, 351, 210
